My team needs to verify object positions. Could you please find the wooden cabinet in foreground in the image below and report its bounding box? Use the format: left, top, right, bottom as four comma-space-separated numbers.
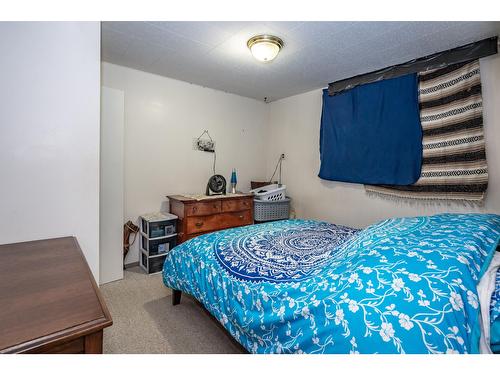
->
0, 237, 112, 354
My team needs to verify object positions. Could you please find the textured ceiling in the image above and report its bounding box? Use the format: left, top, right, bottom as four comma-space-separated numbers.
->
101, 21, 500, 102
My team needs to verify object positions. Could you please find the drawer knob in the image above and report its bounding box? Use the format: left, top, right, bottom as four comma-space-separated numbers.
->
213, 204, 218, 209
239, 215, 244, 219
195, 222, 203, 228
192, 207, 197, 212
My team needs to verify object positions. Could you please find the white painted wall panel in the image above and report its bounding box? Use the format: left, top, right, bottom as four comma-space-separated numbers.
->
100, 86, 125, 284
0, 22, 101, 281
101, 62, 269, 265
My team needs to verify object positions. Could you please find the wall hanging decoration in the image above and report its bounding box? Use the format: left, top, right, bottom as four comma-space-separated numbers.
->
365, 60, 488, 201
321, 36, 497, 202
194, 129, 215, 153
193, 129, 226, 196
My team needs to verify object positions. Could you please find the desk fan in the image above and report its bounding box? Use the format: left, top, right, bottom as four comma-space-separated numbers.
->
206, 174, 226, 196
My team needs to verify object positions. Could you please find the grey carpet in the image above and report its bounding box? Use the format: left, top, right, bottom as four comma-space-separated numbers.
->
100, 266, 245, 354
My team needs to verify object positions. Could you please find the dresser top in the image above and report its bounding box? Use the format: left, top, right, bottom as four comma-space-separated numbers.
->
0, 237, 112, 353
168, 193, 253, 202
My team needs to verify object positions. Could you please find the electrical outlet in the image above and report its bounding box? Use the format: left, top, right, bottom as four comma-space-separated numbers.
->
281, 153, 285, 159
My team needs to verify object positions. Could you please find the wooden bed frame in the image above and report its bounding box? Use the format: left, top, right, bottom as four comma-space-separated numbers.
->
172, 290, 182, 306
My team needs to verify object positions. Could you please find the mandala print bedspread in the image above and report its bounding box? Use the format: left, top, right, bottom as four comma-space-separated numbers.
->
162, 215, 500, 353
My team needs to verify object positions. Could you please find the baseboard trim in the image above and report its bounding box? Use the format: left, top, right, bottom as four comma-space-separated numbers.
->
124, 261, 139, 269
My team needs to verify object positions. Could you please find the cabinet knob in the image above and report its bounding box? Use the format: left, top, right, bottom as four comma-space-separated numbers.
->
192, 206, 197, 212
213, 204, 218, 209
195, 222, 203, 228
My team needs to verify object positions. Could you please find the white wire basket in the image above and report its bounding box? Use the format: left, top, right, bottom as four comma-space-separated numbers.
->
250, 184, 286, 201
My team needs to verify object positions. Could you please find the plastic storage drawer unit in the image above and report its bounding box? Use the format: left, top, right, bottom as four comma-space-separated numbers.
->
140, 251, 168, 275
141, 234, 177, 256
140, 212, 177, 239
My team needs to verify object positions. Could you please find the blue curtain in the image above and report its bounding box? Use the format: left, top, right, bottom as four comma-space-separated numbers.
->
319, 73, 422, 185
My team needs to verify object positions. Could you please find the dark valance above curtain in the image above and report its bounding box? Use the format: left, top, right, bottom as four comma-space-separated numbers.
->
328, 36, 498, 96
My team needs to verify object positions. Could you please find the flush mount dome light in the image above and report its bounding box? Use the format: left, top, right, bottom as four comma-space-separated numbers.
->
247, 35, 284, 62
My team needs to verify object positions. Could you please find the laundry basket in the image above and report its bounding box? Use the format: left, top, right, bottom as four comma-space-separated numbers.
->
250, 184, 286, 201
254, 197, 291, 222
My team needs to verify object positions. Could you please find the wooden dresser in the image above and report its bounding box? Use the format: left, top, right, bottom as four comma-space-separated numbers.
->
168, 193, 254, 244
0, 237, 112, 354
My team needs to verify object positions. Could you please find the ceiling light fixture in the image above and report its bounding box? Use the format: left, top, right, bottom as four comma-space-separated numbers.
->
247, 35, 284, 63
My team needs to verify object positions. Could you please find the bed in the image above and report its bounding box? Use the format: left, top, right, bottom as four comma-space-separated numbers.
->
162, 213, 500, 354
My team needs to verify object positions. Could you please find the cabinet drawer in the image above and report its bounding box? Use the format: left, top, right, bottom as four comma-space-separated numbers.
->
186, 201, 221, 216
29, 337, 85, 354
186, 211, 253, 234
221, 198, 252, 213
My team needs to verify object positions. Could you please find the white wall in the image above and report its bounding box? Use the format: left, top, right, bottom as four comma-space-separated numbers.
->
266, 54, 500, 228
101, 63, 269, 264
0, 22, 101, 281
100, 87, 125, 284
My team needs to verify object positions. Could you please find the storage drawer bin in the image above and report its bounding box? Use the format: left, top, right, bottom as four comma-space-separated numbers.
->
141, 233, 177, 256
254, 197, 291, 222
140, 251, 168, 275
140, 212, 177, 239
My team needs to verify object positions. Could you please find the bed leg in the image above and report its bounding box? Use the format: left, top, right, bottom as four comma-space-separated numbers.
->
172, 290, 182, 305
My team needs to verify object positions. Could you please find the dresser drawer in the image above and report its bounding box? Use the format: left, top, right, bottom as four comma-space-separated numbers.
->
186, 210, 253, 234
186, 201, 221, 216
221, 198, 252, 213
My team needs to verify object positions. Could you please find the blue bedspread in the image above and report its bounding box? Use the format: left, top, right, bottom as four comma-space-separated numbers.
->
162, 214, 500, 354
491, 267, 500, 353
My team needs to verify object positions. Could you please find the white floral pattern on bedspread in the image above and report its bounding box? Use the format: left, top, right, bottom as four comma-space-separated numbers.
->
492, 268, 500, 322
162, 214, 500, 354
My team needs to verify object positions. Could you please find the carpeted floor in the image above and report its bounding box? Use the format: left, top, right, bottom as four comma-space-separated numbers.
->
100, 266, 245, 354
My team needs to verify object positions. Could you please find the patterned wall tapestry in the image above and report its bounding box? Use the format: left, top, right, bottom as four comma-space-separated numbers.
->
365, 60, 488, 201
